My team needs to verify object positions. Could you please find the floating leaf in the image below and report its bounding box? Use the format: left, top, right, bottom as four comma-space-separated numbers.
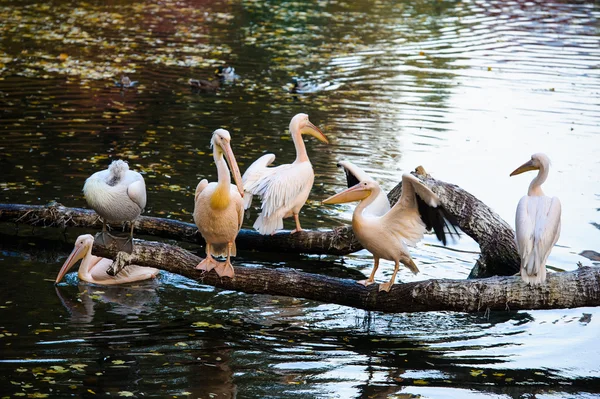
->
118, 392, 134, 397
111, 360, 125, 365
413, 379, 429, 385
70, 364, 87, 372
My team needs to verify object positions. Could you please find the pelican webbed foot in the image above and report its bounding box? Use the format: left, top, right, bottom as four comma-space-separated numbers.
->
357, 278, 376, 287
95, 231, 118, 248
196, 256, 219, 272
214, 260, 235, 278
378, 280, 395, 292
120, 237, 134, 254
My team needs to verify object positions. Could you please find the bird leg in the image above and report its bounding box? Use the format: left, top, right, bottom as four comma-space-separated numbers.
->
196, 243, 219, 272
379, 260, 400, 292
119, 222, 135, 254
214, 242, 235, 278
358, 258, 379, 287
290, 213, 302, 234
95, 220, 118, 248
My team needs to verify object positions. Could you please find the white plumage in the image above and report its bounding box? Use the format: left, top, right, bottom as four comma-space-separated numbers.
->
337, 160, 390, 217
243, 113, 328, 235
83, 160, 146, 252
511, 153, 561, 285
323, 173, 457, 292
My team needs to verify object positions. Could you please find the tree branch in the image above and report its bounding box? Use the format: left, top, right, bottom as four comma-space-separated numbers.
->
94, 238, 600, 313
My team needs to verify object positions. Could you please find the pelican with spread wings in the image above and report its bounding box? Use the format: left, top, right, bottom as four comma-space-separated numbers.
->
243, 113, 328, 235
323, 172, 457, 292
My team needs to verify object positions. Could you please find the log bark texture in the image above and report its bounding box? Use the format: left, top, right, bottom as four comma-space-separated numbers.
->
94, 238, 600, 313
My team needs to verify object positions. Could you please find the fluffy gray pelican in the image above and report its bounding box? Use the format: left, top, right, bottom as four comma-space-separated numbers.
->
323, 173, 457, 292
193, 129, 244, 278
55, 234, 159, 285
83, 160, 146, 253
510, 153, 561, 284
242, 113, 328, 235
337, 160, 390, 217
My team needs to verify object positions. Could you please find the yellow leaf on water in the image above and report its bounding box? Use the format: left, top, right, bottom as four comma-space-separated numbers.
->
470, 369, 484, 377
111, 360, 125, 365
413, 379, 429, 385
118, 391, 134, 397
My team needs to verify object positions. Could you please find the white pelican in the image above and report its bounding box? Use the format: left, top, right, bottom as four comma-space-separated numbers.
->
337, 160, 390, 217
83, 160, 146, 253
193, 129, 244, 278
510, 153, 561, 285
55, 234, 159, 285
323, 173, 457, 292
243, 113, 328, 235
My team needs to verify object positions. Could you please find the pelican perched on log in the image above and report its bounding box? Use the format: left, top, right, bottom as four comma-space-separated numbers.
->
510, 153, 561, 285
83, 160, 146, 253
337, 160, 390, 217
323, 173, 457, 292
193, 129, 244, 278
55, 234, 159, 285
243, 113, 328, 235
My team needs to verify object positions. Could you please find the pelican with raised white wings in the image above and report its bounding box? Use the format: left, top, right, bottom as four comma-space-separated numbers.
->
242, 113, 328, 235
510, 153, 561, 285
55, 234, 159, 285
83, 160, 146, 253
323, 173, 457, 292
193, 129, 244, 278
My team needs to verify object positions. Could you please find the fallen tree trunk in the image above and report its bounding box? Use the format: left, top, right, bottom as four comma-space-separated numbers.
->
0, 170, 519, 278
93, 238, 600, 313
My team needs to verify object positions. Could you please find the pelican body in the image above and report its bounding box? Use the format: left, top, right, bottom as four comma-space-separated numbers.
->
510, 153, 561, 285
243, 113, 328, 235
83, 160, 146, 253
323, 173, 457, 292
193, 129, 244, 278
55, 234, 159, 285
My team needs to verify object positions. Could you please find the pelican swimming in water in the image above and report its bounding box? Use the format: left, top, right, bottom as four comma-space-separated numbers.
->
337, 160, 390, 217
510, 153, 561, 285
55, 234, 159, 285
193, 129, 244, 278
243, 113, 328, 235
323, 173, 457, 292
83, 160, 147, 253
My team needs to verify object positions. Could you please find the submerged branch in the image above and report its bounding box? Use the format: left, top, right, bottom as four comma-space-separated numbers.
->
94, 238, 600, 313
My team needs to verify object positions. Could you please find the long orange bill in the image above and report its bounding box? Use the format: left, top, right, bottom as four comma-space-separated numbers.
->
303, 120, 329, 144
322, 183, 371, 205
223, 141, 244, 197
55, 243, 85, 284
510, 159, 538, 176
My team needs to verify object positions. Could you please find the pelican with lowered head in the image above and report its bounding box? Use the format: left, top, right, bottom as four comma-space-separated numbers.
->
242, 113, 328, 235
510, 153, 561, 285
83, 160, 146, 253
193, 129, 245, 278
55, 234, 159, 285
323, 172, 458, 292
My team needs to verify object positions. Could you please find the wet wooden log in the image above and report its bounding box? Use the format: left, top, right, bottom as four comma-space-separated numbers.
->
95, 238, 600, 313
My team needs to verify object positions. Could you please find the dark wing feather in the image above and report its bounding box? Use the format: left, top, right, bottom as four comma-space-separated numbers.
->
337, 163, 360, 188
415, 195, 460, 245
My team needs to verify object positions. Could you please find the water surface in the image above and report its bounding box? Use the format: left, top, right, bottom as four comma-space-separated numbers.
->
1, 0, 599, 397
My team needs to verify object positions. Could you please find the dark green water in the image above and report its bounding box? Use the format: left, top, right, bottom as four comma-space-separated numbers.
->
1, 0, 599, 397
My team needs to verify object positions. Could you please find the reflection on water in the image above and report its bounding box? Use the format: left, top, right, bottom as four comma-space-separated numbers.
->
1, 0, 599, 397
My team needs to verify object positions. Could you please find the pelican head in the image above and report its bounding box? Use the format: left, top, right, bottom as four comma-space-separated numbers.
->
510, 153, 550, 176
107, 160, 130, 184
323, 180, 377, 204
55, 234, 94, 284
290, 113, 328, 144
211, 129, 244, 196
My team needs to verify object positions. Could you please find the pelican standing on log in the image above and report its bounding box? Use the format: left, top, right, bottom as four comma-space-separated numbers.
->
323, 172, 457, 292
242, 113, 328, 235
55, 234, 159, 285
510, 153, 561, 285
83, 160, 146, 253
193, 129, 244, 278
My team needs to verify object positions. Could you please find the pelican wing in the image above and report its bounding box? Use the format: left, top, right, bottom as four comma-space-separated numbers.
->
388, 174, 458, 245
516, 196, 561, 278
195, 179, 209, 202
338, 161, 390, 216
127, 179, 147, 211
242, 153, 277, 209
248, 163, 312, 218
